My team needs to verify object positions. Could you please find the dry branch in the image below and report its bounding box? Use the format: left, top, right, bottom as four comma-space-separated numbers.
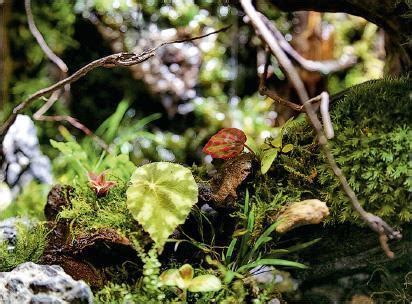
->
240, 0, 402, 256
0, 26, 230, 161
24, 0, 68, 73
259, 12, 357, 74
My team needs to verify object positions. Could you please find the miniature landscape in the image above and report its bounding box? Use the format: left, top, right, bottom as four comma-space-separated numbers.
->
0, 1, 411, 303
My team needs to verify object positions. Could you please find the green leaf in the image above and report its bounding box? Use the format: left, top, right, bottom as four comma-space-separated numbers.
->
225, 238, 237, 264
282, 143, 294, 153
179, 264, 195, 281
261, 148, 279, 174
50, 139, 88, 178
159, 269, 182, 287
271, 132, 283, 148
250, 221, 281, 258
188, 275, 222, 292
237, 258, 307, 273
126, 162, 198, 250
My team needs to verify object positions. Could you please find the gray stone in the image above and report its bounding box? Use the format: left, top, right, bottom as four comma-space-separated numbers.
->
1, 115, 52, 197
0, 262, 93, 304
0, 218, 32, 251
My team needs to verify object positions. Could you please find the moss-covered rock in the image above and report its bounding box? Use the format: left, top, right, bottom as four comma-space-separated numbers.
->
258, 77, 411, 228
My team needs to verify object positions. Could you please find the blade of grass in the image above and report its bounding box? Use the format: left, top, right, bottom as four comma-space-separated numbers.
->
237, 258, 307, 273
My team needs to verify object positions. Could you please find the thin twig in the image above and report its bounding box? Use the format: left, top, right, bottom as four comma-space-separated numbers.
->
259, 12, 357, 74
241, 0, 309, 103
24, 0, 68, 73
319, 92, 334, 139
25, 0, 109, 151
0, 26, 230, 153
258, 49, 305, 112
241, 0, 402, 256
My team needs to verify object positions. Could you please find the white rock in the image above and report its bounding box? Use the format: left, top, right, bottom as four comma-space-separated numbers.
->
0, 262, 93, 304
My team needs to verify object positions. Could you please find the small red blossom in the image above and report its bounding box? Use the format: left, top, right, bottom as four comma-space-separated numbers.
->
202, 128, 248, 159
87, 172, 116, 197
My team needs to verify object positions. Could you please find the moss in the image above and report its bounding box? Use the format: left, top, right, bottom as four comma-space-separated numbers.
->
0, 222, 47, 272
58, 179, 142, 239
94, 282, 158, 304
255, 77, 411, 228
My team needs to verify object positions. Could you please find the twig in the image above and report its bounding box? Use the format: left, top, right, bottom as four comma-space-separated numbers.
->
24, 0, 68, 73
258, 49, 305, 112
241, 0, 309, 103
319, 92, 334, 139
241, 0, 402, 256
25, 0, 109, 151
259, 12, 357, 74
0, 26, 230, 155
259, 46, 334, 139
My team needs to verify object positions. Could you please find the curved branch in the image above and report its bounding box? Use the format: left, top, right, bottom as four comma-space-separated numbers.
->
24, 0, 68, 73
259, 13, 357, 74
0, 26, 230, 158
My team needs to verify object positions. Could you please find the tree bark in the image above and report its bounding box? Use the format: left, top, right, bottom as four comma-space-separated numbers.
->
269, 0, 412, 74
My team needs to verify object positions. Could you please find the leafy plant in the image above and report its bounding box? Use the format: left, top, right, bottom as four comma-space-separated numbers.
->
260, 120, 295, 174
203, 190, 307, 290
126, 162, 198, 250
160, 264, 222, 301
203, 128, 255, 159
87, 171, 116, 197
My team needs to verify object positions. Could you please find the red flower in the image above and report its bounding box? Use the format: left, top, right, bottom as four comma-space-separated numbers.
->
87, 172, 116, 197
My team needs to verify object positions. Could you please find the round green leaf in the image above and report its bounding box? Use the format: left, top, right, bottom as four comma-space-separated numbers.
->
261, 148, 279, 174
126, 162, 198, 250
188, 275, 222, 292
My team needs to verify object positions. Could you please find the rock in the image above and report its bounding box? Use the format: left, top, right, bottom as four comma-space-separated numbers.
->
0, 218, 31, 250
1, 115, 52, 197
0, 262, 93, 304
249, 266, 297, 292
275, 199, 329, 234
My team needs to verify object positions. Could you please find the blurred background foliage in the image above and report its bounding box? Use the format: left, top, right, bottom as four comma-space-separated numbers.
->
0, 0, 386, 205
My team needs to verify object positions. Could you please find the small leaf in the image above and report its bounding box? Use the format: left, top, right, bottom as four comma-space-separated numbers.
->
232, 229, 248, 237
282, 143, 294, 153
159, 269, 182, 287
188, 275, 222, 292
87, 171, 116, 197
203, 128, 247, 159
261, 148, 279, 174
271, 135, 283, 148
179, 264, 195, 281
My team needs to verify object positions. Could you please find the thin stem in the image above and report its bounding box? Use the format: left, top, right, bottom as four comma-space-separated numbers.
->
244, 143, 256, 156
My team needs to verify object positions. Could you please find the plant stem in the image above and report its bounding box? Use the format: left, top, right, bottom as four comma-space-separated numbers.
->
244, 143, 256, 156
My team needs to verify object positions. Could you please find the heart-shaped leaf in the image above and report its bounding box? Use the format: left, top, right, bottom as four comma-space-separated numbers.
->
203, 128, 247, 159
126, 162, 198, 250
